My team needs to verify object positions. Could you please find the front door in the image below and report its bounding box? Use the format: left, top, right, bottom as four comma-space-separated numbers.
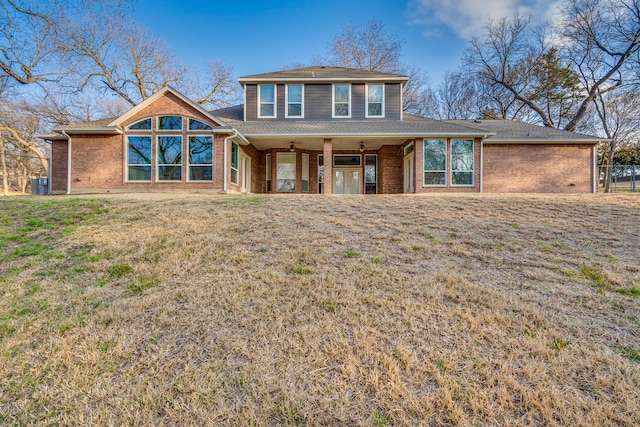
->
241, 156, 251, 193
404, 154, 415, 193
334, 169, 361, 194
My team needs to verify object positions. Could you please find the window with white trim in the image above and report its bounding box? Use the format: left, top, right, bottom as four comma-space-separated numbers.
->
318, 155, 324, 194
231, 142, 239, 185
188, 136, 213, 181
366, 83, 384, 118
423, 139, 447, 186
258, 84, 276, 118
127, 118, 151, 130
127, 136, 152, 181
334, 154, 361, 167
302, 153, 309, 192
188, 118, 213, 130
157, 136, 182, 181
333, 84, 351, 117
157, 115, 182, 130
365, 154, 377, 194
266, 153, 272, 192
276, 152, 296, 192
286, 84, 303, 118
451, 139, 474, 186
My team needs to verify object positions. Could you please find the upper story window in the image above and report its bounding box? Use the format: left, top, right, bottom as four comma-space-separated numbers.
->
127, 118, 152, 130
188, 118, 213, 130
333, 84, 351, 118
366, 84, 384, 118
158, 115, 182, 130
258, 84, 276, 118
286, 84, 303, 118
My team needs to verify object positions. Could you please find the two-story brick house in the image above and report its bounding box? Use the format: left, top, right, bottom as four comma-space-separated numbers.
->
39, 66, 603, 194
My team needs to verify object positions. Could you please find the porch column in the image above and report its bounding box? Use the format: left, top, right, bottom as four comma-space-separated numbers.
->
323, 139, 333, 195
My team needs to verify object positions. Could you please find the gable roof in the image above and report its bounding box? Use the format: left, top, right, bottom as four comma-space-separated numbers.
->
107, 86, 229, 128
447, 119, 604, 143
238, 66, 409, 83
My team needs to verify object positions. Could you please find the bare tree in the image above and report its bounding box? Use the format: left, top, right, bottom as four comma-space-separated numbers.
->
465, 0, 640, 131
590, 89, 640, 190
0, 0, 61, 84
327, 19, 403, 72
323, 19, 430, 113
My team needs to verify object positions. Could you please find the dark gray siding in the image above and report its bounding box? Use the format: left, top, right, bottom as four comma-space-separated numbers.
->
277, 84, 285, 118
385, 83, 401, 120
243, 81, 403, 121
245, 84, 257, 121
305, 84, 332, 120
351, 84, 365, 119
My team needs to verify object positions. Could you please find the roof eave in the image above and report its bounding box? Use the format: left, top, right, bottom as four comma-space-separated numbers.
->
49, 127, 123, 135
484, 138, 604, 144
238, 77, 409, 83
243, 132, 492, 138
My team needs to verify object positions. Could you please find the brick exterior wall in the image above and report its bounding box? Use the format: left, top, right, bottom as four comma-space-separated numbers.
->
483, 144, 595, 193
51, 140, 68, 194
378, 145, 403, 194
54, 92, 235, 194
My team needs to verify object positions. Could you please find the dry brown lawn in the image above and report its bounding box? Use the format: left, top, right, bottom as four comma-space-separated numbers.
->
0, 193, 639, 426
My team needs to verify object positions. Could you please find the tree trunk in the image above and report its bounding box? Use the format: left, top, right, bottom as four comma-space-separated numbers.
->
0, 126, 49, 176
0, 137, 8, 196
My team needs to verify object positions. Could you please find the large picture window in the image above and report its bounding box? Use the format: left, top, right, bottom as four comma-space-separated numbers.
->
127, 136, 152, 181
157, 115, 182, 130
423, 139, 447, 186
188, 136, 213, 181
333, 84, 351, 118
366, 84, 384, 117
277, 152, 296, 192
127, 118, 151, 131
157, 136, 182, 181
286, 84, 303, 118
451, 139, 474, 186
188, 118, 213, 130
258, 85, 276, 118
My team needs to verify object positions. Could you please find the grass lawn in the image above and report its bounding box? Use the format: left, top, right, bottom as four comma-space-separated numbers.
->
0, 193, 639, 426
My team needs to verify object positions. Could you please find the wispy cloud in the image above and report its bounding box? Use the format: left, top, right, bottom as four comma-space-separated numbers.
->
408, 0, 562, 39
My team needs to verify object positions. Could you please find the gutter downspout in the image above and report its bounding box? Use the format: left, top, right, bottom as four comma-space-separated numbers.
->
62, 130, 71, 195
223, 129, 238, 193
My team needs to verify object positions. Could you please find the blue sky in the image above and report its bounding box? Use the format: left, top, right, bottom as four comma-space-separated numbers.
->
132, 0, 560, 85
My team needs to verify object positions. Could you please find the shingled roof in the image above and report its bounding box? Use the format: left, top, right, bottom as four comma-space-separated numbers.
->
447, 119, 603, 143
238, 66, 408, 82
